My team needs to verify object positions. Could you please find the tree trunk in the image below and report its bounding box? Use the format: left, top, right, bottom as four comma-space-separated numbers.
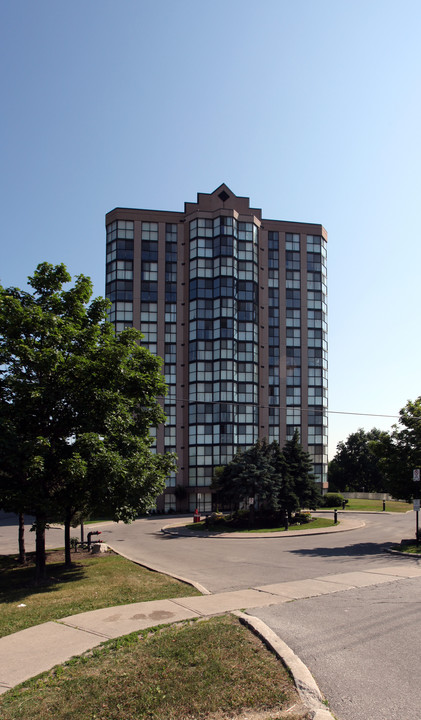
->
64, 510, 72, 568
35, 516, 47, 584
248, 502, 255, 529
18, 512, 26, 565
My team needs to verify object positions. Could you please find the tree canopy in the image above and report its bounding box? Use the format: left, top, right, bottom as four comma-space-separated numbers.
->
0, 263, 176, 580
328, 428, 389, 493
371, 398, 421, 501
329, 400, 421, 501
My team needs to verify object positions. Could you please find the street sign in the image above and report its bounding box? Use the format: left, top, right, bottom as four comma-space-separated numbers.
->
413, 469, 420, 482
414, 499, 420, 512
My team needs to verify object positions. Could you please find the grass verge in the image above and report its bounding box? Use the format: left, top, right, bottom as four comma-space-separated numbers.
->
0, 549, 200, 638
338, 499, 412, 512
391, 541, 421, 554
186, 518, 336, 533
0, 615, 308, 720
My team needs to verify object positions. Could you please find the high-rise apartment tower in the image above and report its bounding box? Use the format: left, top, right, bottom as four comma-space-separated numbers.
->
105, 185, 328, 512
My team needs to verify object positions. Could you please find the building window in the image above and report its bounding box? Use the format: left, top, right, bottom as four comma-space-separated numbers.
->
142, 222, 158, 240
286, 233, 300, 250
106, 240, 134, 263
106, 260, 133, 283
106, 220, 134, 241
189, 492, 212, 512
141, 262, 158, 281
164, 493, 176, 510
108, 302, 133, 324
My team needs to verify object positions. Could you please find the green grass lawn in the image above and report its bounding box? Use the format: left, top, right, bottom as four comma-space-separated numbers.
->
240, 518, 336, 532
0, 549, 200, 638
391, 541, 421, 554
0, 615, 308, 720
333, 498, 412, 512
187, 517, 336, 533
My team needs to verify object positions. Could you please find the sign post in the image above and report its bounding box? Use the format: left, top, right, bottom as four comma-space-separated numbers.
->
413, 470, 420, 544
414, 498, 420, 544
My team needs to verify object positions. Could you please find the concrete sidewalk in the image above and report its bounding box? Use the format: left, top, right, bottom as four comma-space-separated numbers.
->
2, 562, 421, 696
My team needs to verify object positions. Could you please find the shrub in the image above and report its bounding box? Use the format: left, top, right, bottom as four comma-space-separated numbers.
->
230, 509, 250, 527
207, 512, 227, 527
293, 511, 312, 524
322, 492, 346, 507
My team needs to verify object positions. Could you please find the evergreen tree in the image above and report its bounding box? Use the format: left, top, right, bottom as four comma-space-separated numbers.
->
212, 439, 277, 511
212, 434, 320, 522
268, 440, 299, 517
282, 430, 321, 513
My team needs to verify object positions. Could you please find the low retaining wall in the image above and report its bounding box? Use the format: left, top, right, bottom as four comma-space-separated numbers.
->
342, 492, 394, 501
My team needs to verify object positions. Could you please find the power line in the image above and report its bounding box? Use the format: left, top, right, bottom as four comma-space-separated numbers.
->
159, 395, 400, 419
328, 410, 398, 419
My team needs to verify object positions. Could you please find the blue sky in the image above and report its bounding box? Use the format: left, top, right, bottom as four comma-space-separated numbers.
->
1, 0, 420, 458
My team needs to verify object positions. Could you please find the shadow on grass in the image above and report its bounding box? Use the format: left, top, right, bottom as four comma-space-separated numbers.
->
0, 553, 86, 603
288, 541, 395, 558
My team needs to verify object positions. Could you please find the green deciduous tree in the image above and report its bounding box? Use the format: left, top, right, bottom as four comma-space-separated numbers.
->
328, 428, 389, 493
372, 398, 421, 501
0, 263, 176, 581
0, 400, 35, 564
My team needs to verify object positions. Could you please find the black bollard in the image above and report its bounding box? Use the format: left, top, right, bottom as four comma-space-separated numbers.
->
334, 508, 338, 524
383, 500, 386, 511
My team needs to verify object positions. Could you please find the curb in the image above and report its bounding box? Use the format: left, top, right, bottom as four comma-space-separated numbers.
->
234, 611, 335, 720
161, 517, 365, 539
384, 547, 421, 558
105, 543, 211, 595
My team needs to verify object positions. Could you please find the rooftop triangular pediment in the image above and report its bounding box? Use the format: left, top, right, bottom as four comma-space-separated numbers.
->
184, 184, 262, 219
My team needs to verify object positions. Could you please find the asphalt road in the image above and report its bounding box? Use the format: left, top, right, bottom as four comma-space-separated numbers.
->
1, 510, 417, 593
83, 510, 415, 593
0, 512, 63, 555
251, 578, 421, 720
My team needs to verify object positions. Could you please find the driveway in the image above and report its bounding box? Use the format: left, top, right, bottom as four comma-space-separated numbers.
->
82, 511, 415, 594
